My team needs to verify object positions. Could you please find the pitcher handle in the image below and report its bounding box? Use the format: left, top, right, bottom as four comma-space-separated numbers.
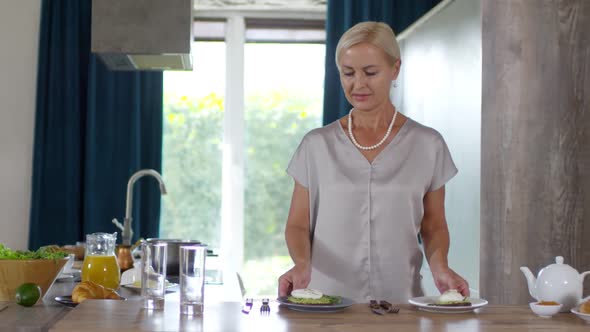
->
580, 271, 590, 304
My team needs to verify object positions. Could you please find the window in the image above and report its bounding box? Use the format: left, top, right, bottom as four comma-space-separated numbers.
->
161, 41, 225, 249
161, 17, 325, 298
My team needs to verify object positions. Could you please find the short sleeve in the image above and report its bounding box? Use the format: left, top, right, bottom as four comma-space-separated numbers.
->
286, 136, 309, 188
428, 134, 458, 192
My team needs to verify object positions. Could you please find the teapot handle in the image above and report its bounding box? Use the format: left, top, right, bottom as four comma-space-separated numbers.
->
581, 271, 590, 303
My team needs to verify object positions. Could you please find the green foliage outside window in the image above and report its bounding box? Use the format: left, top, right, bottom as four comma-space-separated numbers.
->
160, 89, 321, 296
160, 93, 223, 247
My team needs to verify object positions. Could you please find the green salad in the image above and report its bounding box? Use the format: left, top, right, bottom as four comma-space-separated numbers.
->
0, 243, 68, 260
287, 295, 342, 305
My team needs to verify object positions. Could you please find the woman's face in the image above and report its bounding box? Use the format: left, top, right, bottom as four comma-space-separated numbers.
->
339, 42, 400, 112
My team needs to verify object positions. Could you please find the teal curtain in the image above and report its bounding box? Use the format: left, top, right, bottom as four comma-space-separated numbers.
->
29, 0, 163, 249
323, 0, 441, 125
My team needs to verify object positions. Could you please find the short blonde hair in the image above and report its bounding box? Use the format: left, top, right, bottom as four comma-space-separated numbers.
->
335, 21, 400, 70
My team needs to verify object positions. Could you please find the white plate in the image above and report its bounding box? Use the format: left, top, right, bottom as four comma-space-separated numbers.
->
277, 296, 354, 313
121, 282, 178, 293
571, 308, 590, 323
409, 296, 488, 313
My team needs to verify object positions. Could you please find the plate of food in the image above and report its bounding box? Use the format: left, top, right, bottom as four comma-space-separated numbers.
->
54, 281, 125, 307
571, 299, 590, 323
54, 295, 78, 307
409, 289, 488, 313
121, 280, 178, 293
277, 288, 354, 313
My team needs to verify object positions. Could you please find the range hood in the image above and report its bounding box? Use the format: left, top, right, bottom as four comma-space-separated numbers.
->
91, 0, 193, 71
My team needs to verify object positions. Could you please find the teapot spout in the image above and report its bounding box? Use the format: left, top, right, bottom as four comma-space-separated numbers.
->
520, 267, 537, 300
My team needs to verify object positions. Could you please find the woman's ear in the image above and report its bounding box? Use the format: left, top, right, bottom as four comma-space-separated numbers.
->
392, 59, 402, 80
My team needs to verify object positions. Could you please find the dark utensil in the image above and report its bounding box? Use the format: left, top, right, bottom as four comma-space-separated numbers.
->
369, 300, 385, 315
379, 300, 400, 313
241, 298, 253, 314
260, 298, 270, 315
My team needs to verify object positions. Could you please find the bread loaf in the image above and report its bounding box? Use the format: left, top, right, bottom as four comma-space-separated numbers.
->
580, 300, 590, 314
71, 281, 121, 303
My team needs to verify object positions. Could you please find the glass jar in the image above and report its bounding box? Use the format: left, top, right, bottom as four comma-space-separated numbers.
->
81, 232, 121, 289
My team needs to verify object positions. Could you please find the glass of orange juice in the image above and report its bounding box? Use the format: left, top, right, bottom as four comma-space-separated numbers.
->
81, 232, 120, 289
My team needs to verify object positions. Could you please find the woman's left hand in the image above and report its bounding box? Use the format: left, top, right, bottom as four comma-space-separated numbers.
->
432, 267, 470, 297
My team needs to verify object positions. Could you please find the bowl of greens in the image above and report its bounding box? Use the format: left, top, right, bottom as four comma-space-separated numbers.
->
0, 244, 69, 302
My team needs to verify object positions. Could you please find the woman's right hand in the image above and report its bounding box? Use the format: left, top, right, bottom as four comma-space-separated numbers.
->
278, 263, 311, 297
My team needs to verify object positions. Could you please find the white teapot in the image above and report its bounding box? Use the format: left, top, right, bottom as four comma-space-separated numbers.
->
520, 256, 590, 312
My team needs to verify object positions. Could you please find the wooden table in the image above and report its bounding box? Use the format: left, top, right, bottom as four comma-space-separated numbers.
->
50, 300, 590, 332
0, 273, 241, 332
0, 281, 74, 332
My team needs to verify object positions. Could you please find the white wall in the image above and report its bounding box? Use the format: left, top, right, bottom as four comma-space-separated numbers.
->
395, 0, 481, 297
0, 0, 41, 250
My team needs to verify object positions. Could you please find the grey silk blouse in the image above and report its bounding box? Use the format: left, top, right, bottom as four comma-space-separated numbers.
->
286, 117, 458, 303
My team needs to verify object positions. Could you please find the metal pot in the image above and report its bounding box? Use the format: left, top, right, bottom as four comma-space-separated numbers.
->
146, 238, 201, 277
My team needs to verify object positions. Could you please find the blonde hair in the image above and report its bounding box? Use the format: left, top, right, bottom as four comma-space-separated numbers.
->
335, 21, 400, 70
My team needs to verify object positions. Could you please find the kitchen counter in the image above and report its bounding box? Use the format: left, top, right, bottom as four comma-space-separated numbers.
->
0, 273, 241, 332
0, 280, 73, 332
2, 277, 588, 331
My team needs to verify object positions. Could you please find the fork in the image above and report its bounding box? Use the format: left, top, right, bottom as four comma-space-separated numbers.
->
241, 298, 253, 314
260, 298, 270, 315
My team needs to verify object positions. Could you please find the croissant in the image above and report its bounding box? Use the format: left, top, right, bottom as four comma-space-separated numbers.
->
72, 281, 121, 303
580, 300, 590, 314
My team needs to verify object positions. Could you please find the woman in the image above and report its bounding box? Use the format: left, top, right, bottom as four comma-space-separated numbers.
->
278, 21, 469, 303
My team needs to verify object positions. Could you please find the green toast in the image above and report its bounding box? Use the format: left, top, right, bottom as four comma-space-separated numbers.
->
287, 295, 342, 305
434, 298, 472, 306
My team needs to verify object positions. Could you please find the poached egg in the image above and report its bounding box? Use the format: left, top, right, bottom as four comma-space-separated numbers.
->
438, 289, 465, 303
291, 288, 323, 300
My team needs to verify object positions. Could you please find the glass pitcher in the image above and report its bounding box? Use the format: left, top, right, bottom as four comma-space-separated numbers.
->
81, 232, 121, 289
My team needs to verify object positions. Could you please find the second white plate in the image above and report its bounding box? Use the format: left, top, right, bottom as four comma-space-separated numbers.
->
409, 296, 488, 313
571, 308, 590, 323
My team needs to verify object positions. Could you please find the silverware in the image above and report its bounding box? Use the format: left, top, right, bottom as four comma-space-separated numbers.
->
379, 300, 400, 313
260, 298, 270, 315
241, 298, 253, 314
369, 300, 400, 315
369, 300, 385, 315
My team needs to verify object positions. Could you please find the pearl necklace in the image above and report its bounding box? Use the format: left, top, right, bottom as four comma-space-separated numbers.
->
347, 108, 397, 150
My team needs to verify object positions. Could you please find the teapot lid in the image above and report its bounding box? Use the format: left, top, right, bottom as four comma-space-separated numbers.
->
542, 256, 578, 275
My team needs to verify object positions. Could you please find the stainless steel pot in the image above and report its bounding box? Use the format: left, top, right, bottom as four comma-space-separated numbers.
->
146, 238, 202, 277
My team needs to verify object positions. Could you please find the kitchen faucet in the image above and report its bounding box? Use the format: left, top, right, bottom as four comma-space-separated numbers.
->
113, 169, 167, 246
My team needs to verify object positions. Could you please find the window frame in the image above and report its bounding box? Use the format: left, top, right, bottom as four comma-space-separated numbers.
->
190, 10, 325, 294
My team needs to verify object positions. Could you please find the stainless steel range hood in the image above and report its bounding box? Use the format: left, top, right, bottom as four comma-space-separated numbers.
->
91, 0, 193, 71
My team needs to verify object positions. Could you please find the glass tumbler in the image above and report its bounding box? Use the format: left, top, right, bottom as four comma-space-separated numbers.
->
179, 245, 207, 315
141, 241, 167, 310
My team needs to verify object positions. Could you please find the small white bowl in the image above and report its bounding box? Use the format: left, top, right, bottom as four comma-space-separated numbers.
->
571, 308, 590, 323
529, 302, 562, 318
